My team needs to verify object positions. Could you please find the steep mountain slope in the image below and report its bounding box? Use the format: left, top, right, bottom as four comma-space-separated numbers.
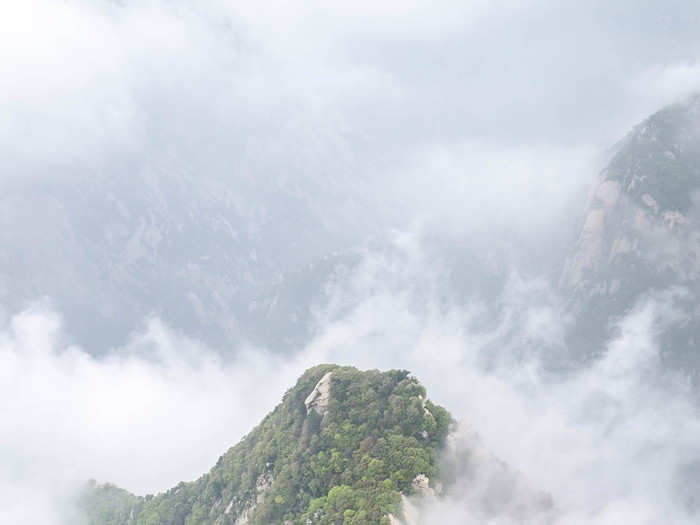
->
0, 169, 378, 353
82, 365, 452, 525
562, 94, 700, 367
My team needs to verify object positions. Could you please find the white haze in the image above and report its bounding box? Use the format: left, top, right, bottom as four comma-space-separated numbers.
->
3, 238, 700, 523
1, 0, 698, 352
3, 0, 700, 524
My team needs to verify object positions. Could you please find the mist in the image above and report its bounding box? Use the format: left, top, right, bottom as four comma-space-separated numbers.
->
4, 237, 700, 523
3, 0, 700, 524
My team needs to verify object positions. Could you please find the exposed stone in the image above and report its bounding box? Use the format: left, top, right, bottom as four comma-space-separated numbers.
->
255, 473, 272, 504
560, 95, 700, 365
563, 208, 605, 287
231, 473, 273, 524
595, 180, 621, 208
304, 372, 333, 415
411, 474, 434, 497
664, 210, 687, 229
641, 193, 659, 214
418, 395, 433, 417
388, 513, 403, 525
234, 506, 253, 525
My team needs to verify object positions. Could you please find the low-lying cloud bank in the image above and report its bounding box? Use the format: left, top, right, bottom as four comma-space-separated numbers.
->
414, 295, 700, 524
0, 305, 310, 522
307, 238, 700, 523
3, 237, 700, 524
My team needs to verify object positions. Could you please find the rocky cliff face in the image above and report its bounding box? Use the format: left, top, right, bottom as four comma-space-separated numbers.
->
304, 371, 333, 416
562, 94, 700, 368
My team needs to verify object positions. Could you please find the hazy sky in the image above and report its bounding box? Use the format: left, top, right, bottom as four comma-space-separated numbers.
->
3, 0, 700, 183
3, 1, 700, 524
3, 0, 700, 240
2, 0, 699, 264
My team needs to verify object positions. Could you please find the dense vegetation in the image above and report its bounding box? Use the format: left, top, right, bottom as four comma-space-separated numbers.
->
83, 365, 452, 525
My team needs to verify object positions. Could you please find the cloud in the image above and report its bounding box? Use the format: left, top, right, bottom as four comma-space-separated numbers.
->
303, 241, 700, 524
3, 0, 700, 354
3, 234, 700, 524
628, 62, 700, 122
634, 62, 700, 101
4, 0, 700, 184
0, 304, 315, 522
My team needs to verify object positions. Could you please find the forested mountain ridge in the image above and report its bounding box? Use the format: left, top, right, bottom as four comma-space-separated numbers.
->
81, 365, 452, 525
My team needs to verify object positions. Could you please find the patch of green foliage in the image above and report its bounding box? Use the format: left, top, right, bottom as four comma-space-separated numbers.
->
83, 365, 452, 525
81, 481, 143, 525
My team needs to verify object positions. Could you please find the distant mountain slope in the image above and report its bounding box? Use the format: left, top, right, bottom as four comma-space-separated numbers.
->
82, 365, 452, 525
0, 168, 378, 353
562, 94, 700, 367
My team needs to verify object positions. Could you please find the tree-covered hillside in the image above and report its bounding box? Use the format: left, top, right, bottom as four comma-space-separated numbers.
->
82, 365, 452, 525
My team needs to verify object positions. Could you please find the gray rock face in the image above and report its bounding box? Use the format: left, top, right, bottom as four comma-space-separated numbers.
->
411, 474, 438, 497
226, 473, 272, 525
387, 476, 436, 524
562, 94, 700, 368
304, 371, 333, 415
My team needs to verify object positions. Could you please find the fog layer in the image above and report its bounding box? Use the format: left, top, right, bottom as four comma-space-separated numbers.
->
3, 237, 700, 523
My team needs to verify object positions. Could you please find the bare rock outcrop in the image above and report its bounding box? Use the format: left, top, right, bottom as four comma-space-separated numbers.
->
304, 371, 332, 415
412, 474, 438, 497
387, 475, 438, 524
224, 473, 273, 525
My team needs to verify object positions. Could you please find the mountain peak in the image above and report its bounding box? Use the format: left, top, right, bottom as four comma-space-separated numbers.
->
83, 365, 452, 525
603, 92, 700, 213
562, 95, 700, 366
